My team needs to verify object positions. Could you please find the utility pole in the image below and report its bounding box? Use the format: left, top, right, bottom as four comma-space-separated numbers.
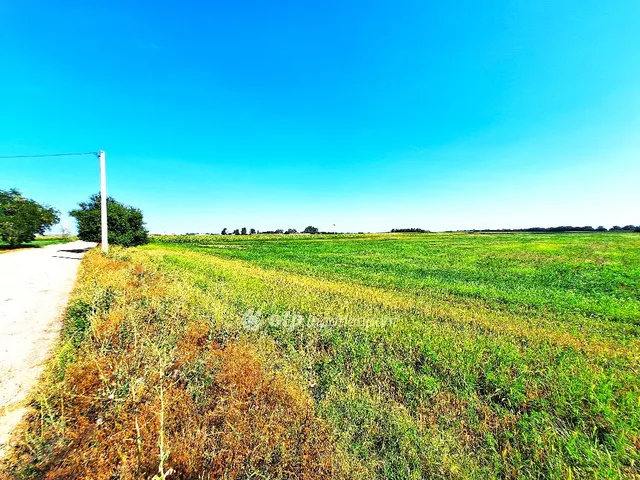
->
0, 150, 108, 250
99, 150, 108, 253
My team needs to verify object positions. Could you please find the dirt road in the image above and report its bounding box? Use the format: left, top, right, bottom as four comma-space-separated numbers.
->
0, 240, 95, 456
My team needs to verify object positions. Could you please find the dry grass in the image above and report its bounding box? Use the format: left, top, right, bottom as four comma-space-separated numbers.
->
2, 249, 355, 479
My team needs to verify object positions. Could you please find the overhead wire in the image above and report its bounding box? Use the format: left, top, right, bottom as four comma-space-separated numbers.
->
0, 151, 98, 159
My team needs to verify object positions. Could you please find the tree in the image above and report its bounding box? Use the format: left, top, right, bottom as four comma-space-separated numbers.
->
303, 226, 319, 234
241, 227, 247, 235
233, 228, 240, 235
250, 228, 256, 235
221, 228, 227, 235
284, 228, 297, 234
0, 189, 59, 247
69, 193, 148, 247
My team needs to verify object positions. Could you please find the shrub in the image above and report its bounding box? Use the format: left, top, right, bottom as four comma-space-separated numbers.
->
70, 194, 148, 247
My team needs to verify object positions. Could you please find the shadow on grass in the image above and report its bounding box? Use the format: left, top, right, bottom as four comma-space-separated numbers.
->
0, 244, 42, 252
1, 238, 76, 253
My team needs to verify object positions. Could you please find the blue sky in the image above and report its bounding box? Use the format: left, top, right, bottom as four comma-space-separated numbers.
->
1, 0, 639, 233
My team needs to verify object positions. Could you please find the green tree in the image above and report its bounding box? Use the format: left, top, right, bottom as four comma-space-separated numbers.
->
70, 194, 148, 247
221, 228, 227, 235
303, 226, 319, 234
0, 189, 59, 247
241, 227, 247, 235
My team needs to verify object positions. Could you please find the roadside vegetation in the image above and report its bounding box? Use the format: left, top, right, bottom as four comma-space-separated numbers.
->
4, 233, 639, 478
0, 235, 75, 253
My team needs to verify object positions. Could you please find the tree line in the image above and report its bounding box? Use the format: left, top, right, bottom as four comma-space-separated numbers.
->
3, 188, 638, 251
391, 225, 640, 233
1, 189, 149, 248
216, 226, 322, 235
390, 228, 431, 233
464, 225, 640, 233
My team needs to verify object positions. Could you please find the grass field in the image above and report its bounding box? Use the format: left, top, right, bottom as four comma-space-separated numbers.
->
0, 235, 75, 253
5, 233, 640, 478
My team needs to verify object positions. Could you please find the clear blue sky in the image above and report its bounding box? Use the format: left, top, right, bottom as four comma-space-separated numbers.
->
1, 1, 639, 233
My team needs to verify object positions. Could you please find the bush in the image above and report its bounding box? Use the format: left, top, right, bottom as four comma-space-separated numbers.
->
0, 189, 59, 246
69, 194, 148, 247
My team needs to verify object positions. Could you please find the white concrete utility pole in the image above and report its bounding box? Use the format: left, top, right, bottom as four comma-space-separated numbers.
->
99, 150, 108, 253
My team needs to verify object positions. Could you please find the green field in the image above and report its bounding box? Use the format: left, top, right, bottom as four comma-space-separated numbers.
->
8, 232, 640, 479
149, 233, 640, 476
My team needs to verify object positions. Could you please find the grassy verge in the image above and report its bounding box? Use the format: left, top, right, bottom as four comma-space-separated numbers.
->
3, 248, 357, 479
4, 233, 639, 478
0, 236, 76, 254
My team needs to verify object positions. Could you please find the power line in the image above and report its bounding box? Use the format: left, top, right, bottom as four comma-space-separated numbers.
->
0, 151, 98, 159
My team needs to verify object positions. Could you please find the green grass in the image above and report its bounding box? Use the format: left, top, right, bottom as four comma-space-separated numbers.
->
154, 233, 640, 321
141, 232, 640, 478
0, 235, 75, 252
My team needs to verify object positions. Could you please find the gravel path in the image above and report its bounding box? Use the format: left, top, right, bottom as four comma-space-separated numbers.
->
0, 240, 95, 456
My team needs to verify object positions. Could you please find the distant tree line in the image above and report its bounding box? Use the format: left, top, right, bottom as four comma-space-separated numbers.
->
389, 225, 639, 234
219, 226, 322, 235
607, 225, 640, 232
464, 225, 640, 233
391, 228, 431, 233
182, 224, 640, 237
